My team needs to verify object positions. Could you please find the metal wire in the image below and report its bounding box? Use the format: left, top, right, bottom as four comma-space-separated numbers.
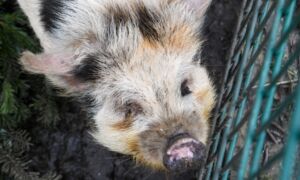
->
203, 0, 300, 179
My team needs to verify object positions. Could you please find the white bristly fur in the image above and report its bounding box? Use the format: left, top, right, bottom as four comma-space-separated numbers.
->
18, 0, 215, 169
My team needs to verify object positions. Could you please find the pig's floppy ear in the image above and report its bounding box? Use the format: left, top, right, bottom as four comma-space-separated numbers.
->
20, 51, 88, 93
184, 0, 211, 17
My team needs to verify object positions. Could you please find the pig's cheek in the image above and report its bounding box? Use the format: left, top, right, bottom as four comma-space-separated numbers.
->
110, 117, 141, 152
193, 88, 215, 121
131, 142, 166, 170
111, 115, 134, 131
92, 121, 137, 154
194, 120, 209, 145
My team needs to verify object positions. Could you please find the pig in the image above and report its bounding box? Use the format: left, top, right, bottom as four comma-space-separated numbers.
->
17, 0, 215, 172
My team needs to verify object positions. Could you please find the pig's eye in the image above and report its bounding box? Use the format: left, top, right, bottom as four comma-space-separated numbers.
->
181, 79, 191, 96
124, 102, 143, 117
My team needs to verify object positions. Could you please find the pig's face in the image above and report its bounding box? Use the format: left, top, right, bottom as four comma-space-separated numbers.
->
19, 0, 214, 171
91, 52, 215, 170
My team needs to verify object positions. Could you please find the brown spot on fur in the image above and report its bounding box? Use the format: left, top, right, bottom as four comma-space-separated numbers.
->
111, 116, 133, 131
195, 88, 209, 102
143, 38, 159, 49
137, 38, 160, 54
194, 89, 215, 120
137, 23, 198, 52
127, 138, 139, 153
127, 137, 165, 170
165, 25, 198, 50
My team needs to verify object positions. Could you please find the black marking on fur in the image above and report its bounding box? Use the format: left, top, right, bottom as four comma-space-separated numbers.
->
107, 5, 134, 31
73, 52, 121, 82
79, 94, 98, 112
73, 54, 101, 82
115, 100, 144, 118
40, 0, 72, 32
136, 4, 161, 42
104, 3, 161, 43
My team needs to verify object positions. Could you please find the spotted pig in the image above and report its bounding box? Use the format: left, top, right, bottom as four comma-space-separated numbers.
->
18, 0, 215, 172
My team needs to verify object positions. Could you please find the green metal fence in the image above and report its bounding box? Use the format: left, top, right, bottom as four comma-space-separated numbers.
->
202, 0, 300, 179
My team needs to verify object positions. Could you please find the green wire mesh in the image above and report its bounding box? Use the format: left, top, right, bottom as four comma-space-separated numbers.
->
203, 0, 300, 179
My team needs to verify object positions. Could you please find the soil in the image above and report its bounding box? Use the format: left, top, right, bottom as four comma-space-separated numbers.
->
20, 0, 242, 179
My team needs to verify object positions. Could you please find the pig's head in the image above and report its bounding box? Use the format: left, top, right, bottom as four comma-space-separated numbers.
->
20, 0, 215, 172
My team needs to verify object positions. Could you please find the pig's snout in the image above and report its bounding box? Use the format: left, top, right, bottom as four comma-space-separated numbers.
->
163, 133, 206, 172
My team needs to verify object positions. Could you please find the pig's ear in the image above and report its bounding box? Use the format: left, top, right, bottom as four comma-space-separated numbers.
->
20, 51, 88, 93
184, 0, 211, 17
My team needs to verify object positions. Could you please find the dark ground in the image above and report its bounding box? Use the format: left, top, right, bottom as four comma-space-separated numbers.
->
23, 0, 242, 179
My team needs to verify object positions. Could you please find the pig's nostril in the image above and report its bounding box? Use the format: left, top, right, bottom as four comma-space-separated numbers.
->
163, 136, 206, 172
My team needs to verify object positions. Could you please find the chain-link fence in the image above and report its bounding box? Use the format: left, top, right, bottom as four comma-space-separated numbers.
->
203, 0, 300, 179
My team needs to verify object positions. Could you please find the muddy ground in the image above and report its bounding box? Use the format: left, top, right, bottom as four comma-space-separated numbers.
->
22, 0, 242, 179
